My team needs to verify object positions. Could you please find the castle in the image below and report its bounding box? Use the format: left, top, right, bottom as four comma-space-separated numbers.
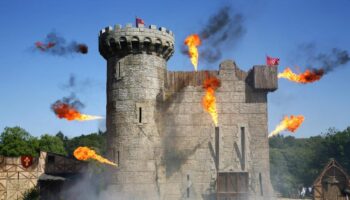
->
99, 22, 278, 200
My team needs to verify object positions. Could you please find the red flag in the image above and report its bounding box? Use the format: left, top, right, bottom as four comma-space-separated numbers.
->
136, 17, 145, 26
266, 56, 280, 66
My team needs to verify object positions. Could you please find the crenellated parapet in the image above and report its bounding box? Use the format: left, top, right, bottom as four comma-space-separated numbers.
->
99, 23, 175, 60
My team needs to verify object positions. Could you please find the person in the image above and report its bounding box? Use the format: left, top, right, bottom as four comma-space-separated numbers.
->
307, 187, 312, 197
300, 187, 306, 198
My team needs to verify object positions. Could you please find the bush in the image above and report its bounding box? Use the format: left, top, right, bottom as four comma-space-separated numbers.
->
22, 186, 39, 200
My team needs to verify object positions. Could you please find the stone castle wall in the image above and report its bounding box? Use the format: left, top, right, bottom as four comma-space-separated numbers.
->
100, 23, 277, 200
157, 60, 276, 200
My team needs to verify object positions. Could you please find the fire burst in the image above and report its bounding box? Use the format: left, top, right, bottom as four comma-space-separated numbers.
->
74, 146, 118, 167
269, 115, 305, 138
278, 67, 324, 84
51, 101, 102, 121
202, 75, 221, 127
184, 34, 201, 71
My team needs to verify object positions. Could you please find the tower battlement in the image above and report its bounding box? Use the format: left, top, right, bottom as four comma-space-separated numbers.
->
99, 23, 175, 60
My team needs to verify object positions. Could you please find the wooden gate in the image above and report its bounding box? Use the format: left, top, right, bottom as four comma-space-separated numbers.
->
217, 172, 248, 200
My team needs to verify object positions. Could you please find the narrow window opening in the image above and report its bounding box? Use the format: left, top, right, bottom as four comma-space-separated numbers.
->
139, 107, 142, 123
112, 64, 116, 77
118, 62, 121, 78
187, 174, 190, 198
259, 173, 263, 196
241, 127, 245, 171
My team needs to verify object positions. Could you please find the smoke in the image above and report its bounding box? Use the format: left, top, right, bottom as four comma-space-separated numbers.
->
51, 94, 85, 111
183, 6, 246, 64
155, 92, 205, 178
162, 128, 202, 177
297, 43, 350, 74
62, 74, 76, 89
35, 32, 88, 55
60, 74, 95, 93
316, 48, 350, 73
50, 93, 85, 116
60, 169, 140, 200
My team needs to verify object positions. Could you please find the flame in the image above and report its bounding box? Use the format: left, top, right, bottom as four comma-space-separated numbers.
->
202, 76, 221, 127
278, 67, 324, 84
46, 42, 56, 48
184, 34, 201, 71
73, 146, 117, 167
52, 102, 102, 121
35, 41, 56, 51
269, 115, 305, 138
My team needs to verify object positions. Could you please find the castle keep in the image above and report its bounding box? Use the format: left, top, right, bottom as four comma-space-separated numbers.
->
99, 23, 277, 200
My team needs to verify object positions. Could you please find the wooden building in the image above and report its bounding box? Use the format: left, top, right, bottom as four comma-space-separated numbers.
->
0, 151, 87, 200
313, 159, 350, 200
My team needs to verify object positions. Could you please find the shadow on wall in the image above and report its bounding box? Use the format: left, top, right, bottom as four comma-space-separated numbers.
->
156, 90, 204, 178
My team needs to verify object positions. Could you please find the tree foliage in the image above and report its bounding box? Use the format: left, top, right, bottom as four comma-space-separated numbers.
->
63, 130, 107, 156
0, 127, 39, 157
269, 127, 350, 197
39, 134, 67, 155
0, 126, 107, 158
22, 186, 39, 200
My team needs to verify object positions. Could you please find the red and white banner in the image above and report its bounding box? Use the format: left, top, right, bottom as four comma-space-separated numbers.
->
21, 155, 33, 168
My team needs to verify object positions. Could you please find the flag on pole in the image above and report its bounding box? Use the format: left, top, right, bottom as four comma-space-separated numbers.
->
266, 56, 280, 66
136, 17, 145, 27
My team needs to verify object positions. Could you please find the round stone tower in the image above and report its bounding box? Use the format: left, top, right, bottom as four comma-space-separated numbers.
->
98, 23, 174, 199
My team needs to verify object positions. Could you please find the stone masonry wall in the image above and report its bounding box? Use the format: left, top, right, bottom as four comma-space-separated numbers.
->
106, 53, 167, 199
157, 60, 275, 200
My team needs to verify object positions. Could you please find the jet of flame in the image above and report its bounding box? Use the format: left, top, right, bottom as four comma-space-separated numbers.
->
73, 146, 118, 167
269, 115, 305, 138
184, 34, 201, 71
278, 67, 324, 84
51, 102, 103, 121
202, 75, 221, 127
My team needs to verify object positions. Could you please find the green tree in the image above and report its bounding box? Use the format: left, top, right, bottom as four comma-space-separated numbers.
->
39, 134, 67, 155
65, 131, 106, 156
0, 127, 39, 157
22, 186, 39, 200
55, 131, 65, 141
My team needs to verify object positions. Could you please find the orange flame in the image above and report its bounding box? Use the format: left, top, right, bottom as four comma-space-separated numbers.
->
73, 146, 117, 167
278, 67, 324, 84
184, 34, 201, 71
202, 75, 221, 127
269, 115, 305, 138
52, 102, 102, 121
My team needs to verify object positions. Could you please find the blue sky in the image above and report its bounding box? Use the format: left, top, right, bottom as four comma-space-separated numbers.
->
0, 0, 349, 138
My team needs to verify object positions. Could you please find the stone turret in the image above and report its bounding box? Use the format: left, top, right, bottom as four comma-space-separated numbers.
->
99, 23, 175, 199
99, 23, 174, 60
